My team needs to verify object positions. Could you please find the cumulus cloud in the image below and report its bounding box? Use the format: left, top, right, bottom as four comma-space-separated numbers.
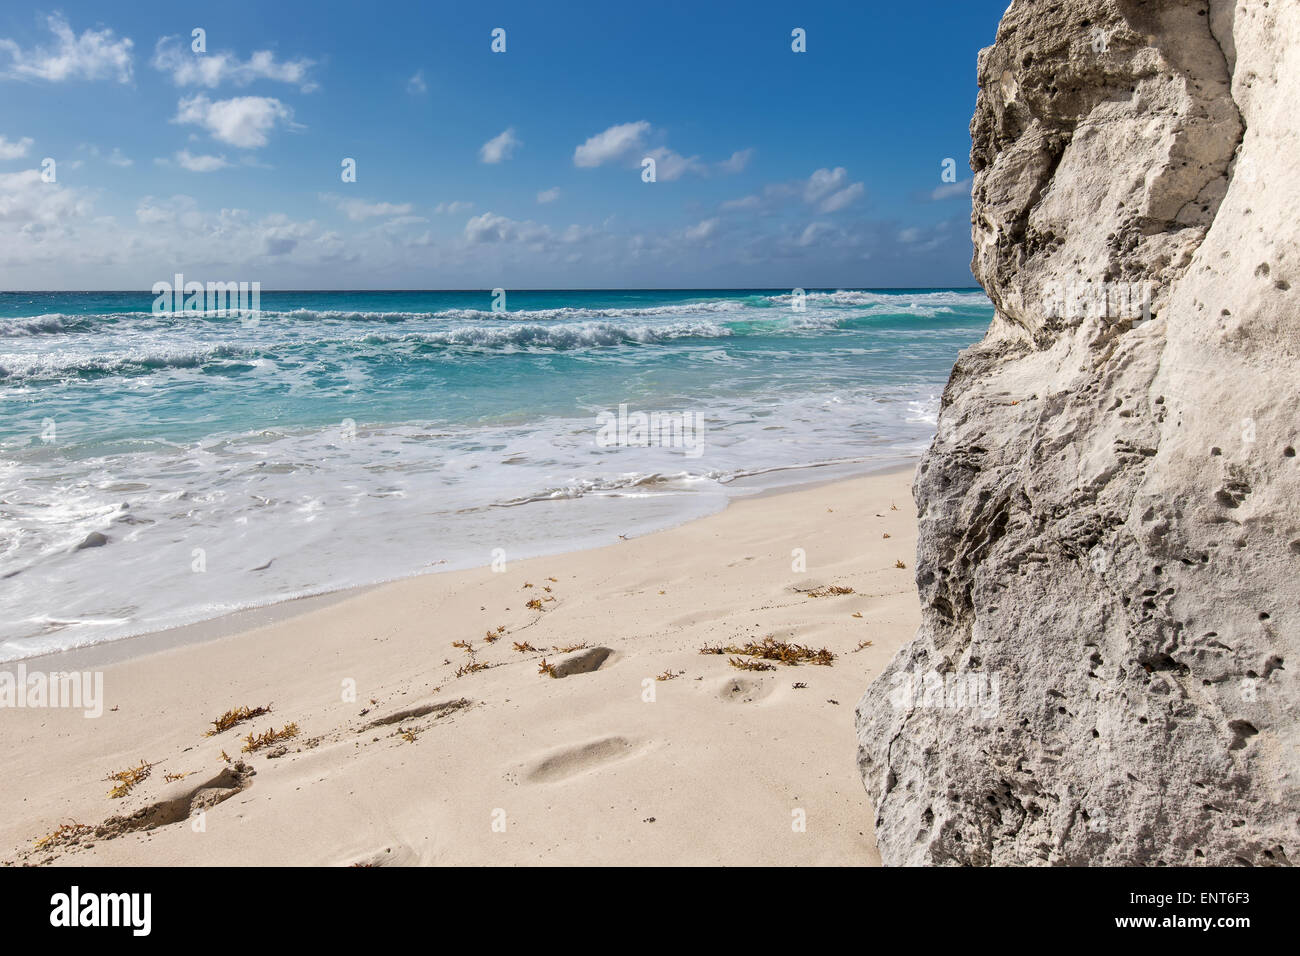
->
320, 193, 414, 221
0, 135, 34, 159
798, 222, 834, 247
152, 36, 316, 91
406, 70, 427, 94
479, 127, 520, 164
818, 181, 864, 213
536, 187, 560, 204
930, 178, 972, 201
803, 167, 849, 203
173, 94, 294, 148
722, 166, 865, 215
0, 14, 133, 83
0, 168, 91, 224
644, 146, 703, 182
464, 211, 549, 244
573, 122, 748, 181
717, 149, 754, 174
172, 149, 229, 172
573, 121, 651, 168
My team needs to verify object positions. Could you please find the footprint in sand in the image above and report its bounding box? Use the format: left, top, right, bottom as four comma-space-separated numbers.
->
714, 674, 774, 704
547, 646, 615, 678
359, 697, 472, 731
522, 735, 643, 783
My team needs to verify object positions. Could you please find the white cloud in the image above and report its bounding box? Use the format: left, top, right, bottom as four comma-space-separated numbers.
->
104, 146, 132, 167
320, 193, 414, 221
479, 127, 520, 164
930, 179, 972, 201
0, 14, 133, 83
721, 167, 864, 215
407, 70, 427, 94
895, 220, 953, 252
804, 167, 849, 203
818, 182, 864, 213
172, 149, 229, 172
0, 135, 34, 159
684, 217, 720, 241
573, 121, 650, 168
644, 146, 702, 182
173, 94, 293, 148
152, 36, 316, 91
135, 194, 200, 227
464, 211, 549, 244
0, 168, 91, 223
536, 187, 560, 204
799, 222, 834, 246
435, 200, 473, 215
573, 122, 745, 181
717, 148, 753, 174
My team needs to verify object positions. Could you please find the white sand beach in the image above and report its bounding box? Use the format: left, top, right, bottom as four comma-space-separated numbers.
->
2, 467, 918, 866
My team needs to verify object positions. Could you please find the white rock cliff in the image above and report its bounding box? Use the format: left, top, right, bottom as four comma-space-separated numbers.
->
856, 0, 1298, 865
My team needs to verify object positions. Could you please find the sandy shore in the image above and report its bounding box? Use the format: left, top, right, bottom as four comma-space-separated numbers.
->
1, 466, 919, 866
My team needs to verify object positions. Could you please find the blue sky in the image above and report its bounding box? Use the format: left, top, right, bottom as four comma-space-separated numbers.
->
0, 1, 1008, 289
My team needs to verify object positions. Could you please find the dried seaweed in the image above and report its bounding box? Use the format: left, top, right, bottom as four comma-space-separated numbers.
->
205, 704, 272, 736
106, 759, 153, 799
35, 822, 93, 849
804, 585, 855, 598
701, 637, 835, 667
241, 723, 299, 753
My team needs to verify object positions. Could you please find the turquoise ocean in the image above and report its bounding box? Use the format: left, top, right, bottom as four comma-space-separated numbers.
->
0, 289, 991, 660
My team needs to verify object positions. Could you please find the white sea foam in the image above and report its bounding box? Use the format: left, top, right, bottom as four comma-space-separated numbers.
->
0, 289, 994, 659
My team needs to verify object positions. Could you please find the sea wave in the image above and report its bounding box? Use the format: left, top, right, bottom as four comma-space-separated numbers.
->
0, 290, 991, 336
0, 345, 257, 381
0, 315, 72, 337
0, 321, 743, 381
359, 320, 735, 350
0, 300, 753, 336
765, 290, 990, 308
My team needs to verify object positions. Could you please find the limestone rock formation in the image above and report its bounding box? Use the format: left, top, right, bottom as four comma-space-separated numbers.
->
856, 0, 1298, 865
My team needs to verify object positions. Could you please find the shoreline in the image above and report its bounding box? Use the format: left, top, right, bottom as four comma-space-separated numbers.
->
9, 455, 920, 671
2, 465, 920, 866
